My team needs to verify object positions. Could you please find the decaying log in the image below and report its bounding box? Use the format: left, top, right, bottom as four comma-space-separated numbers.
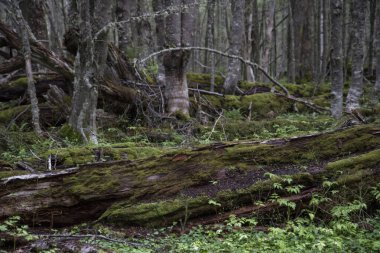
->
0, 56, 24, 74
0, 125, 379, 228
0, 76, 69, 102
0, 21, 74, 79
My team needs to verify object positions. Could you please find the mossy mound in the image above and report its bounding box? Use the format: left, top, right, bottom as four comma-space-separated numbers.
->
204, 114, 335, 141
43, 143, 164, 168
201, 93, 293, 119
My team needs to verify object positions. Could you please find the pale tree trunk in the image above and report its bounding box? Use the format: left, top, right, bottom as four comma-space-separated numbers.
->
287, 3, 296, 83
152, 0, 166, 93
319, 0, 329, 86
367, 0, 376, 77
262, 0, 275, 83
346, 0, 367, 111
117, 0, 134, 53
223, 0, 245, 94
251, 0, 260, 81
163, 0, 197, 116
43, 0, 65, 56
9, 1, 43, 135
374, 0, 380, 104
69, 0, 112, 143
330, 0, 344, 119
204, 0, 216, 90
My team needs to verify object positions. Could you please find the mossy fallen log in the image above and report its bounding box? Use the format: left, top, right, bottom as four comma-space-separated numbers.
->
0, 125, 379, 227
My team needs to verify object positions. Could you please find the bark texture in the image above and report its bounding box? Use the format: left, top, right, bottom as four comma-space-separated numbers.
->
262, 0, 275, 83
346, 0, 367, 111
69, 0, 112, 144
223, 0, 245, 94
330, 0, 344, 119
1, 125, 379, 227
374, 0, 380, 103
163, 0, 197, 115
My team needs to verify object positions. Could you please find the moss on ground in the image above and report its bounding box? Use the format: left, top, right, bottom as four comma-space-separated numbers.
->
0, 170, 28, 180
0, 105, 29, 124
326, 149, 380, 171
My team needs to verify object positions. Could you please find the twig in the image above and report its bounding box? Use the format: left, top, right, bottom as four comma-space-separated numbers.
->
188, 88, 223, 96
208, 111, 224, 140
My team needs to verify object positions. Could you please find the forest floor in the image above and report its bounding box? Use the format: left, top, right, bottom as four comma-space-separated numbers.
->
1, 78, 380, 252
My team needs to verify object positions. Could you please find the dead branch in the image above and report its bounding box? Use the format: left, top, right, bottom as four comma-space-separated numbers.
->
139, 46, 291, 97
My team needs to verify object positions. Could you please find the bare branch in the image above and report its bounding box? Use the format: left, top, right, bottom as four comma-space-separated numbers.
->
138, 46, 291, 97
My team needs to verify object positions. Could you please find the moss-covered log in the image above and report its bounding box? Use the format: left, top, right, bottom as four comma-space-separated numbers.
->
0, 125, 379, 227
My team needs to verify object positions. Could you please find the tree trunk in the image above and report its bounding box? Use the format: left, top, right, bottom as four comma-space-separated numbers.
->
287, 3, 296, 83
152, 0, 166, 95
251, 0, 260, 81
223, 0, 245, 94
367, 0, 376, 77
69, 0, 112, 144
1, 125, 379, 227
262, 0, 275, 83
289, 0, 313, 82
6, 1, 43, 135
163, 0, 197, 116
374, 0, 380, 103
330, 0, 344, 119
204, 0, 216, 91
346, 0, 367, 111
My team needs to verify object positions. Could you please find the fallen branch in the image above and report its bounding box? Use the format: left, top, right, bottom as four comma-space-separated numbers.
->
139, 46, 291, 97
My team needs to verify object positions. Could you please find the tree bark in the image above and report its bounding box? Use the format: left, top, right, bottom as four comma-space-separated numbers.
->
367, 0, 376, 77
0, 125, 379, 227
6, 0, 43, 135
262, 0, 275, 83
204, 0, 216, 91
152, 0, 166, 95
69, 0, 112, 144
374, 0, 380, 104
223, 0, 245, 94
289, 0, 313, 82
346, 0, 367, 111
330, 0, 344, 119
287, 3, 296, 83
163, 0, 197, 116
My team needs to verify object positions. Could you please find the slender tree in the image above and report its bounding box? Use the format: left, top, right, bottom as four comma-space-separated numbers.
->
330, 0, 344, 118
152, 0, 166, 91
3, 0, 42, 135
374, 0, 380, 103
69, 0, 112, 143
346, 0, 367, 111
223, 0, 245, 94
262, 0, 275, 83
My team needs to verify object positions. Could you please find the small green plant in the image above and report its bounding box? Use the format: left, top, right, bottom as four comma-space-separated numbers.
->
0, 216, 36, 251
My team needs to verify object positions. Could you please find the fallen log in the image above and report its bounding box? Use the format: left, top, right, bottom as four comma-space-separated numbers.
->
1, 125, 379, 228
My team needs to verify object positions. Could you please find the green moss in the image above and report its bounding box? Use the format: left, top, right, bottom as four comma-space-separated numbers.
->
326, 149, 380, 171
0, 170, 28, 179
336, 169, 373, 185
225, 125, 380, 165
58, 124, 82, 143
187, 72, 224, 86
99, 172, 314, 226
62, 166, 121, 198
45, 144, 163, 167
0, 105, 29, 124
8, 77, 28, 88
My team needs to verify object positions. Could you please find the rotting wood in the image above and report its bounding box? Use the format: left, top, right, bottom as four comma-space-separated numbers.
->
0, 125, 379, 228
